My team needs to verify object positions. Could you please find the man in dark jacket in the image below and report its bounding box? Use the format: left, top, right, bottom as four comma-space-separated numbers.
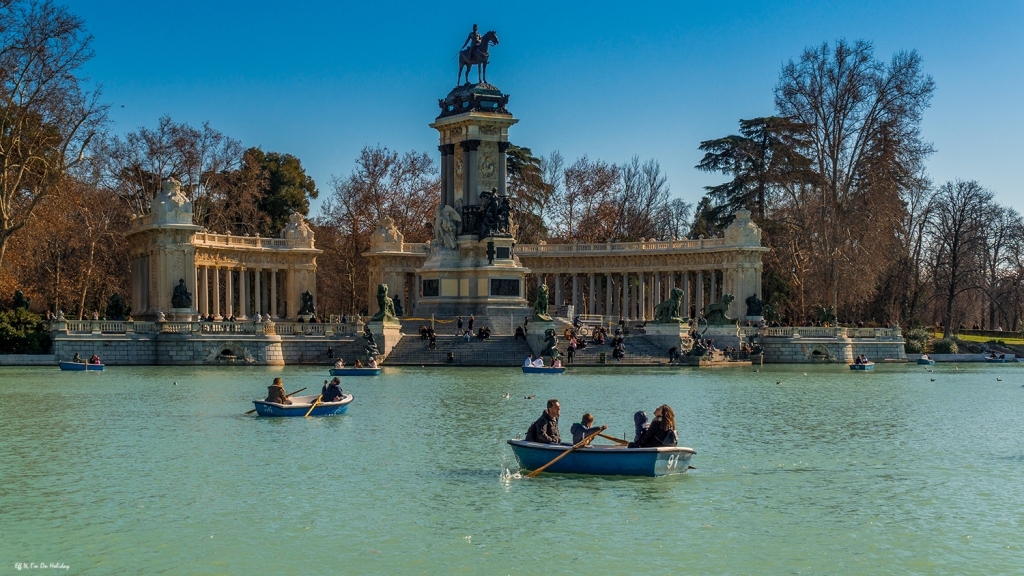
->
265, 377, 292, 405
526, 399, 561, 444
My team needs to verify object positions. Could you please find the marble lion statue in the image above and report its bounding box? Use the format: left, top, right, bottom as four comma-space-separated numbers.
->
652, 287, 685, 322
700, 294, 737, 325
370, 283, 398, 322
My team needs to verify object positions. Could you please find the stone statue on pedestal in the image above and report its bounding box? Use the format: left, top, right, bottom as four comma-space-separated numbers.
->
363, 325, 380, 360
457, 26, 500, 85
745, 293, 764, 317
12, 289, 30, 310
433, 205, 462, 250
700, 294, 737, 325
652, 288, 685, 323
299, 290, 316, 316
532, 284, 551, 321
171, 279, 193, 308
541, 328, 559, 359
370, 284, 398, 323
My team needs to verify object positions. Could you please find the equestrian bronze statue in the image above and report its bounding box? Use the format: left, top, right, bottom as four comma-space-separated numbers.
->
458, 25, 499, 85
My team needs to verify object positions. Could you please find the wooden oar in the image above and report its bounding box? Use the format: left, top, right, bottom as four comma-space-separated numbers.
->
245, 387, 307, 415
526, 429, 603, 478
304, 395, 323, 418
597, 432, 629, 445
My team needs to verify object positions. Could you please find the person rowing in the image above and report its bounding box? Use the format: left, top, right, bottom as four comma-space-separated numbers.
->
265, 377, 292, 405
570, 413, 607, 445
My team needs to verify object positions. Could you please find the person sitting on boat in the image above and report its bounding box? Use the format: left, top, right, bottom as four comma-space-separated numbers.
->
531, 356, 544, 368
265, 377, 292, 405
367, 357, 378, 368
628, 411, 649, 447
335, 358, 345, 369
571, 413, 607, 445
322, 378, 344, 402
355, 359, 363, 368
72, 352, 83, 363
921, 354, 930, 360
861, 355, 870, 363
637, 405, 678, 448
89, 354, 101, 364
525, 399, 561, 444
551, 358, 563, 368
523, 355, 534, 367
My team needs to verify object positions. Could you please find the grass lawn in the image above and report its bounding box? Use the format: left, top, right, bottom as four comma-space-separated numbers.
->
933, 332, 1024, 345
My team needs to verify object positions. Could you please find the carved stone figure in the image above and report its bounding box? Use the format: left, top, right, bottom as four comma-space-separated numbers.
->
150, 178, 193, 225
458, 27, 500, 85
433, 205, 462, 250
363, 325, 380, 360
370, 216, 404, 251
370, 284, 398, 323
745, 293, 764, 317
541, 328, 559, 359
281, 213, 315, 243
171, 279, 193, 308
12, 289, 30, 310
652, 288, 685, 323
700, 294, 737, 325
298, 290, 316, 315
532, 284, 551, 321
106, 293, 127, 320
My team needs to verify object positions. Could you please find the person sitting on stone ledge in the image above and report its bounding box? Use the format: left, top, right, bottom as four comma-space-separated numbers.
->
515, 325, 526, 340
265, 377, 292, 405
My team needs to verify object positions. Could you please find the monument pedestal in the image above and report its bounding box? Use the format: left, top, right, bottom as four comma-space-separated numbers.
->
526, 320, 556, 359
366, 320, 403, 362
644, 322, 689, 353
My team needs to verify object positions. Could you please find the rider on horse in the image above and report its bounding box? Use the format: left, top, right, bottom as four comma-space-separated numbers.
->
461, 24, 482, 61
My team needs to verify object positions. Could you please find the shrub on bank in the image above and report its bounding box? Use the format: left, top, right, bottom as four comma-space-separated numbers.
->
0, 308, 51, 354
904, 327, 931, 353
931, 338, 959, 355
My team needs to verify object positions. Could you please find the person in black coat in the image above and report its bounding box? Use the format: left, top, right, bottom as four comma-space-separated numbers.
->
525, 399, 561, 444
637, 405, 678, 447
322, 378, 344, 402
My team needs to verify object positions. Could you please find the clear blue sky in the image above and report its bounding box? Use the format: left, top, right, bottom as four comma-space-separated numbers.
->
71, 0, 1024, 213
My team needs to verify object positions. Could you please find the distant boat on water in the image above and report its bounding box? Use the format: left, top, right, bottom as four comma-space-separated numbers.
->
59, 361, 104, 371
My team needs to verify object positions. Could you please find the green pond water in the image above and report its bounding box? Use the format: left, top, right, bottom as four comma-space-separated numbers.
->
2, 363, 1023, 574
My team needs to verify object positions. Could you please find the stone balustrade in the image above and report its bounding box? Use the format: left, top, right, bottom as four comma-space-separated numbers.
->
55, 320, 358, 338
758, 326, 902, 339
192, 231, 314, 250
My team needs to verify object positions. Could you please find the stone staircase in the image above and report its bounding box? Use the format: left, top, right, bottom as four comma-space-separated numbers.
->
385, 334, 533, 366
555, 333, 670, 366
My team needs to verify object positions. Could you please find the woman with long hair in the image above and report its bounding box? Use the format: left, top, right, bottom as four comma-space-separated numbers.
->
637, 404, 678, 447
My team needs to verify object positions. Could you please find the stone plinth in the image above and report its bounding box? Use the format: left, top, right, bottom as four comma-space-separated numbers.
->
703, 325, 744, 351
526, 320, 555, 359
644, 322, 688, 355
367, 320, 403, 362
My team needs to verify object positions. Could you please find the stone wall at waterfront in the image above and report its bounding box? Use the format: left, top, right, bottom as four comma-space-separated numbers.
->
760, 338, 906, 363
52, 334, 367, 366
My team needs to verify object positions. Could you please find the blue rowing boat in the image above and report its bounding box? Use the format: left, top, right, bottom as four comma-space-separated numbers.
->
850, 362, 875, 370
522, 366, 565, 374
917, 358, 935, 365
252, 394, 353, 417
507, 439, 695, 477
329, 367, 381, 376
59, 361, 104, 371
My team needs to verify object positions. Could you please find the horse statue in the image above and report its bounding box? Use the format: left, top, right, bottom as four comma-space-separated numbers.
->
458, 30, 499, 85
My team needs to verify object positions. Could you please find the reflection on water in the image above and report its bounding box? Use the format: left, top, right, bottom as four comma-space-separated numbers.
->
1, 363, 1023, 573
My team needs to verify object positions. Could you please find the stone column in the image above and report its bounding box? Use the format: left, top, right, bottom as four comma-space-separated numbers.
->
696, 271, 705, 316
212, 267, 221, 319
554, 274, 563, 308
239, 269, 249, 319
618, 272, 626, 317
588, 274, 595, 315
710, 269, 718, 304
682, 272, 690, 319
226, 269, 234, 317
572, 274, 579, 316
497, 142, 510, 196
605, 274, 612, 318
538, 274, 544, 289
461, 140, 481, 205
200, 267, 209, 316
271, 270, 278, 319
667, 272, 675, 293
254, 268, 262, 316
639, 273, 646, 320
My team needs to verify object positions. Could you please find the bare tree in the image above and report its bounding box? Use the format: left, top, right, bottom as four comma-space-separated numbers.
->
927, 180, 993, 338
775, 39, 935, 313
615, 157, 671, 240
0, 0, 108, 268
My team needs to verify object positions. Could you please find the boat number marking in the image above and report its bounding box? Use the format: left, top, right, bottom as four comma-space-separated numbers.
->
667, 454, 680, 469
